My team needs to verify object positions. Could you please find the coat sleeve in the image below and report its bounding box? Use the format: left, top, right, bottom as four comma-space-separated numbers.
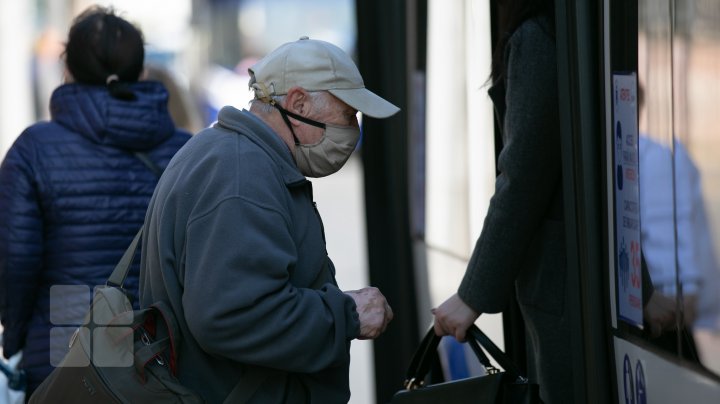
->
181, 197, 359, 373
0, 135, 45, 358
458, 24, 562, 313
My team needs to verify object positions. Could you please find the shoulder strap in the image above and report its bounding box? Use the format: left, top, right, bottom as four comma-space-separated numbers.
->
105, 152, 163, 287
107, 227, 143, 287
133, 151, 164, 178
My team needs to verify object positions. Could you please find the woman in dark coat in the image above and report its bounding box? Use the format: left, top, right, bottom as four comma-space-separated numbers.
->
432, 1, 569, 402
431, 2, 679, 403
0, 6, 191, 396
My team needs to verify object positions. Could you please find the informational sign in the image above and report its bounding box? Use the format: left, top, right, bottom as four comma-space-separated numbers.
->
620, 352, 646, 404
613, 73, 643, 327
614, 337, 720, 402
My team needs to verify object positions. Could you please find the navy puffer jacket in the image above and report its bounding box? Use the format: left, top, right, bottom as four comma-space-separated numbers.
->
0, 81, 191, 394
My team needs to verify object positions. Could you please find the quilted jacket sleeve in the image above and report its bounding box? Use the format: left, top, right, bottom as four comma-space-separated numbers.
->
0, 134, 45, 358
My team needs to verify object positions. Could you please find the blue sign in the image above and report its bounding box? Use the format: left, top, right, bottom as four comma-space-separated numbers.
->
613, 73, 643, 328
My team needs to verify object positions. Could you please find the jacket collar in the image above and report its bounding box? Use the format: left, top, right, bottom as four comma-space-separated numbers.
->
215, 106, 307, 187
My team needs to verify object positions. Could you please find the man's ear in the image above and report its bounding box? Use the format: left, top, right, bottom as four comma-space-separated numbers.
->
285, 87, 309, 117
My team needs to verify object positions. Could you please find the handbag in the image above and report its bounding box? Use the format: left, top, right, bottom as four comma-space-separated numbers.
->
390, 325, 542, 404
29, 228, 270, 404
28, 229, 205, 404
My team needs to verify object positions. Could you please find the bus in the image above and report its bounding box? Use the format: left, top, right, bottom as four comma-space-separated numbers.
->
357, 0, 720, 402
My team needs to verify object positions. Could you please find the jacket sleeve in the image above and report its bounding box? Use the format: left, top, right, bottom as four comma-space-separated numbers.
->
458, 24, 562, 313
181, 197, 359, 373
0, 135, 45, 358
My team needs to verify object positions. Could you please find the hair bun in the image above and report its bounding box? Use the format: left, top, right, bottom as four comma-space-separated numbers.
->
105, 74, 119, 85
107, 79, 137, 101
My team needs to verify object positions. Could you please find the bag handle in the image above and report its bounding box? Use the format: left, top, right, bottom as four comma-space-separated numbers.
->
403, 324, 527, 390
147, 301, 182, 374
467, 325, 526, 383
402, 326, 440, 389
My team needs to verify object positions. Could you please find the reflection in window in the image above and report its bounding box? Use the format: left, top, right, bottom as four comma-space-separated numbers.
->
638, 0, 720, 375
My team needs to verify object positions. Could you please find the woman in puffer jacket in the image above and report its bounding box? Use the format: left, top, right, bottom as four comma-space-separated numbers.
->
0, 6, 191, 396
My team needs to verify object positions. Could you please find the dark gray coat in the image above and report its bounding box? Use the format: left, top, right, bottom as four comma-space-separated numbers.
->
139, 107, 360, 403
458, 17, 571, 404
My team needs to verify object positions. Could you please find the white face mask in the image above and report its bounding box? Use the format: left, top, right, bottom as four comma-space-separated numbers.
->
293, 123, 360, 177
273, 103, 360, 178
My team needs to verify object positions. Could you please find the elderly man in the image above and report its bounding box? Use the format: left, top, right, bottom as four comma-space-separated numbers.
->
138, 37, 398, 403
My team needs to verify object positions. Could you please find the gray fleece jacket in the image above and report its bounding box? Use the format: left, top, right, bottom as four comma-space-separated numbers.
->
139, 106, 360, 403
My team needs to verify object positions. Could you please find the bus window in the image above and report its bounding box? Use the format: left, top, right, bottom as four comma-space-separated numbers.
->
638, 0, 720, 375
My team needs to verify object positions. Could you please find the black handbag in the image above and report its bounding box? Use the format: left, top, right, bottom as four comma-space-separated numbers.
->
390, 325, 541, 404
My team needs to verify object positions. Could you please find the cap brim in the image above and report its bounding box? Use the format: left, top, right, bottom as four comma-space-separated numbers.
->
328, 88, 400, 119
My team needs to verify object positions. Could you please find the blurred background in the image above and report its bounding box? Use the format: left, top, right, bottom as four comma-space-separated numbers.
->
638, 0, 720, 374
0, 0, 357, 154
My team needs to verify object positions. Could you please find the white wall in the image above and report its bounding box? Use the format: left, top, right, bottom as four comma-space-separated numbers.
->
0, 1, 36, 159
425, 0, 502, 347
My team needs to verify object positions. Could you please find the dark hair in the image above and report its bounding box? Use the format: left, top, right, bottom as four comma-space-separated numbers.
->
64, 6, 144, 100
490, 0, 555, 84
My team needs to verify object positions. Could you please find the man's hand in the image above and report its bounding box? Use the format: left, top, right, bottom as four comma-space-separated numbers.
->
644, 291, 677, 338
345, 287, 393, 339
432, 293, 479, 341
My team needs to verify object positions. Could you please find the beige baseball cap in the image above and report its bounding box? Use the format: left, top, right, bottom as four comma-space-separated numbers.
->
248, 36, 400, 119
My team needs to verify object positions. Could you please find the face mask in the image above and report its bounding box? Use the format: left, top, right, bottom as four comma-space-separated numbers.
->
273, 103, 360, 177
293, 123, 360, 177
